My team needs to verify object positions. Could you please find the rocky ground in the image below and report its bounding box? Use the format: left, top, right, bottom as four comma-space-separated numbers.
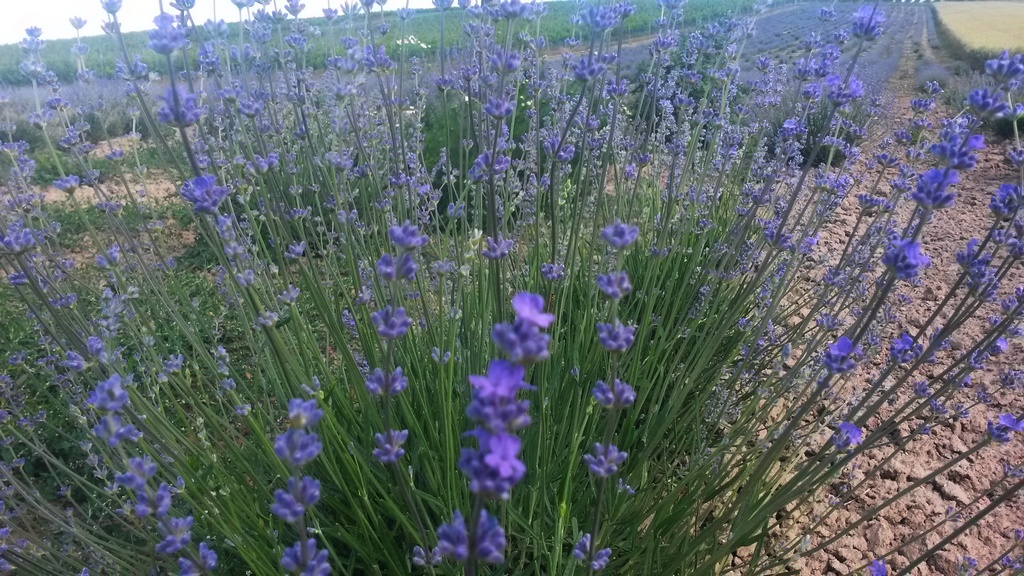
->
804, 11, 1024, 574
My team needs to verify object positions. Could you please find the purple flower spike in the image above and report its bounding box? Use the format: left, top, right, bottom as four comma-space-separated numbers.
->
988, 414, 1024, 443
475, 510, 507, 564
482, 433, 526, 479
482, 236, 514, 260
889, 333, 923, 365
511, 292, 554, 328
180, 175, 229, 214
135, 482, 172, 518
600, 220, 640, 250
155, 516, 193, 555
868, 559, 888, 576
911, 169, 959, 210
157, 87, 203, 127
437, 511, 469, 561
459, 436, 528, 498
596, 321, 635, 353
270, 476, 321, 523
851, 5, 885, 40
592, 379, 636, 409
280, 538, 331, 574
114, 456, 157, 491
147, 13, 186, 55
388, 221, 429, 251
371, 306, 412, 339
179, 542, 218, 574
492, 319, 551, 365
882, 239, 931, 280
436, 509, 506, 564
273, 429, 322, 468
572, 533, 592, 560
412, 545, 442, 567
90, 374, 129, 412
377, 253, 396, 281
372, 429, 409, 464
832, 421, 863, 452
986, 51, 1024, 83
93, 414, 142, 447
822, 336, 860, 374
583, 443, 628, 477
990, 183, 1022, 219
590, 548, 612, 571
596, 271, 632, 300
467, 360, 533, 433
101, 0, 122, 15
365, 366, 408, 396
287, 398, 323, 428
541, 262, 565, 281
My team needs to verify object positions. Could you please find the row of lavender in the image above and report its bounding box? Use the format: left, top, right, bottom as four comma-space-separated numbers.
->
0, 0, 1022, 574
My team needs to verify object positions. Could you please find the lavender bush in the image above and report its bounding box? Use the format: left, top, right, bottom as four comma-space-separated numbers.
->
0, 0, 1023, 574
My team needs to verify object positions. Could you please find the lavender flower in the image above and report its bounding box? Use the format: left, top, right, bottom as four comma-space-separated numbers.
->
365, 366, 408, 396
832, 421, 863, 452
114, 456, 157, 491
412, 545, 442, 567
597, 271, 632, 300
510, 293, 555, 328
178, 542, 218, 574
287, 398, 323, 428
851, 6, 885, 40
372, 429, 409, 463
180, 175, 228, 214
990, 183, 1022, 219
592, 379, 636, 409
467, 360, 533, 432
482, 236, 514, 260
596, 321, 635, 352
889, 334, 922, 365
541, 262, 566, 281
911, 169, 959, 209
148, 14, 186, 55
437, 511, 469, 561
572, 533, 612, 570
155, 516, 193, 555
988, 414, 1024, 443
822, 337, 860, 374
90, 374, 129, 412
882, 239, 931, 280
157, 87, 203, 127
274, 429, 322, 468
388, 221, 429, 251
601, 220, 640, 250
436, 510, 506, 564
371, 306, 412, 339
280, 539, 331, 574
986, 51, 1024, 83
584, 444, 628, 477
270, 476, 321, 523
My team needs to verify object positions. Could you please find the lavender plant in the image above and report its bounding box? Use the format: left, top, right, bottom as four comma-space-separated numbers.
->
0, 1, 1023, 574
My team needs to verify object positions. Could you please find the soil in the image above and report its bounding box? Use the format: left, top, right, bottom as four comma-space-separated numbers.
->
801, 9, 1024, 575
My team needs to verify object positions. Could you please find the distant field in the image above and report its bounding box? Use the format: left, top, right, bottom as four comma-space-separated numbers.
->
934, 1, 1024, 53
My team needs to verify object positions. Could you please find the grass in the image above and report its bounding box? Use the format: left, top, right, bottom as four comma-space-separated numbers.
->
933, 2, 1024, 60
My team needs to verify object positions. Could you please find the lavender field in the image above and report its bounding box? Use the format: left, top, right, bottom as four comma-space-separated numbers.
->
0, 0, 1023, 575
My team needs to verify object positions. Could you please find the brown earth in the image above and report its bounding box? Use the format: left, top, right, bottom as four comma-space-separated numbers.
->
802, 16, 1024, 576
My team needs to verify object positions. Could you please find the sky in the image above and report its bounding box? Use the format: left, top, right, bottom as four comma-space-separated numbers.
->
0, 0, 437, 45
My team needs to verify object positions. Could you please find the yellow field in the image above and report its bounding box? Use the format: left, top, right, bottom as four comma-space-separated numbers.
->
934, 1, 1024, 53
